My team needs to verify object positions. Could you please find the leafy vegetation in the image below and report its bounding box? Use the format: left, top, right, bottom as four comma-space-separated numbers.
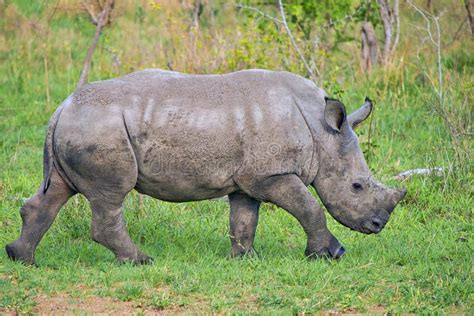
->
0, 0, 472, 313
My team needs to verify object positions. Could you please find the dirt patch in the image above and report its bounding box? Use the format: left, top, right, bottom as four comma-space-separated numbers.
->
2, 292, 394, 315
0, 307, 17, 316
322, 304, 388, 315
32, 294, 157, 315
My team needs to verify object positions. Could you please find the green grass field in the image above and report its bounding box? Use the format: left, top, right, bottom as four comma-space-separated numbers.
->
1, 1, 472, 314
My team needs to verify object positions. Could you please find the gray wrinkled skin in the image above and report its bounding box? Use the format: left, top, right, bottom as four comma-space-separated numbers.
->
6, 69, 406, 265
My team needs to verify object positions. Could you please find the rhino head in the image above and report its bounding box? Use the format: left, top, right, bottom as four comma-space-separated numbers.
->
313, 97, 406, 234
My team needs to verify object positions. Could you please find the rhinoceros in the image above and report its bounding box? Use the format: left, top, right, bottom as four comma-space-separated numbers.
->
6, 69, 406, 265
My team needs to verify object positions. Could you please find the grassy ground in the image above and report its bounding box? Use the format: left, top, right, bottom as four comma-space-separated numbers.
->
1, 0, 472, 314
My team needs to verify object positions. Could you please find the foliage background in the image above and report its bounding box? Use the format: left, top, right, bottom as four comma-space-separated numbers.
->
0, 0, 472, 313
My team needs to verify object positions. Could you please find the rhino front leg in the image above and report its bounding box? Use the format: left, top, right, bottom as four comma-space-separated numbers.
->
228, 192, 260, 257
255, 174, 345, 259
89, 199, 153, 264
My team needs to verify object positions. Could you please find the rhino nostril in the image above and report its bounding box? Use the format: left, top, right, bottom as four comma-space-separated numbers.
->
361, 216, 387, 234
371, 217, 383, 229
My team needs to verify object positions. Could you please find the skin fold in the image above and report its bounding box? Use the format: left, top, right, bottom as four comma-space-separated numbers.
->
5, 69, 406, 265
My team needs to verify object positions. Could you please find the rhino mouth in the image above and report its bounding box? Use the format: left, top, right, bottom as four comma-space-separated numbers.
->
359, 210, 390, 234
327, 207, 390, 234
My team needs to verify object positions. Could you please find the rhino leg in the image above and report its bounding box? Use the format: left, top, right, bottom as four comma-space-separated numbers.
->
228, 192, 260, 257
89, 198, 153, 264
255, 174, 345, 259
5, 168, 75, 265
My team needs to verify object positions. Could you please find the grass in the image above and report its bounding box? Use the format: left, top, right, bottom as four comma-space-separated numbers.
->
0, 0, 473, 314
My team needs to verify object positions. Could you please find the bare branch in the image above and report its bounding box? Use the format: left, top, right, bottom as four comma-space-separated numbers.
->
236, 1, 318, 81
465, 0, 474, 36
450, 19, 467, 45
81, 1, 98, 25
42, 0, 60, 111
409, 3, 438, 46
77, 0, 114, 89
433, 15, 443, 101
277, 0, 318, 81
236, 4, 283, 24
409, 1, 445, 101
407, 0, 468, 164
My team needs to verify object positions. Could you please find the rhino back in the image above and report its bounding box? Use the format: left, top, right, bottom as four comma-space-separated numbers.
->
55, 69, 319, 201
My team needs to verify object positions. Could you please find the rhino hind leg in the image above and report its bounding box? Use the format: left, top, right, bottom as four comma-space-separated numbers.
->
228, 192, 260, 257
78, 165, 152, 264
89, 198, 153, 264
6, 168, 75, 265
252, 174, 345, 260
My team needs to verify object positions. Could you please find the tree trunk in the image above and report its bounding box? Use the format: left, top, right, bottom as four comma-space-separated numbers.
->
378, 0, 393, 64
391, 0, 400, 55
361, 22, 378, 72
191, 0, 203, 31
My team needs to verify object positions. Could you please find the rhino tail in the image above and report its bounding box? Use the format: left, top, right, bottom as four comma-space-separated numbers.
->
42, 102, 66, 194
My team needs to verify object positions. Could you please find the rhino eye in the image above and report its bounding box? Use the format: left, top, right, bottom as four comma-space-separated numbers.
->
352, 182, 364, 192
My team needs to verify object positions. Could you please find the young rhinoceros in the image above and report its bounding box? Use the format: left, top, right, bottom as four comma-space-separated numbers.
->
6, 69, 406, 265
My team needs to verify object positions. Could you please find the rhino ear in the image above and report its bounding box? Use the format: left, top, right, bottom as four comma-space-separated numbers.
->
324, 97, 347, 132
347, 97, 373, 129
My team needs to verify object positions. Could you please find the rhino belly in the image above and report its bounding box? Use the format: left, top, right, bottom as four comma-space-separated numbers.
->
133, 141, 240, 202
126, 106, 242, 202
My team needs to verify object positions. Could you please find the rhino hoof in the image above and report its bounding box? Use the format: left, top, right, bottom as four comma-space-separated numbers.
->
230, 248, 258, 259
306, 243, 346, 260
136, 255, 154, 265
117, 252, 154, 265
329, 245, 345, 259
5, 243, 35, 265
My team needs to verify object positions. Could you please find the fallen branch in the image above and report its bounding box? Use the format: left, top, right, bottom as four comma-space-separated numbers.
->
394, 167, 444, 180
77, 0, 114, 89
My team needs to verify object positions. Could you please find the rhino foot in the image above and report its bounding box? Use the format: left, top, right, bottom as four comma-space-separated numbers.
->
305, 236, 346, 260
117, 251, 154, 265
230, 247, 259, 259
5, 242, 35, 265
